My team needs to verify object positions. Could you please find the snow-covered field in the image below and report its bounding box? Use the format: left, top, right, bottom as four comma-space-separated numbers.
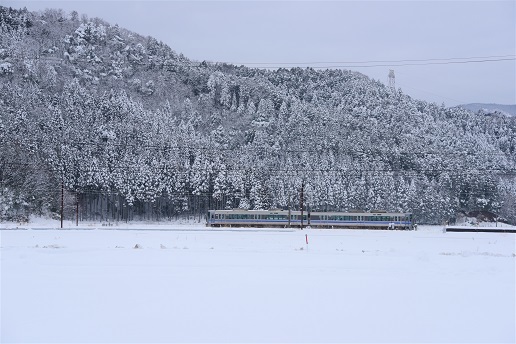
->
1, 221, 515, 343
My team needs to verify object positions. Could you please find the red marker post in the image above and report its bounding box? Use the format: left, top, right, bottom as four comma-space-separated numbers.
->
305, 234, 308, 244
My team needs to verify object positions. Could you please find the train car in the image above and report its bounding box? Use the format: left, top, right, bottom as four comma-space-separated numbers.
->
206, 209, 414, 230
308, 211, 413, 230
206, 209, 306, 228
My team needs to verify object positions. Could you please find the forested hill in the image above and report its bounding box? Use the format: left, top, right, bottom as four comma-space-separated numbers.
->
1, 6, 515, 224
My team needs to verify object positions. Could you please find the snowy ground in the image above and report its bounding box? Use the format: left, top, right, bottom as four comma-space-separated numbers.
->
1, 220, 515, 343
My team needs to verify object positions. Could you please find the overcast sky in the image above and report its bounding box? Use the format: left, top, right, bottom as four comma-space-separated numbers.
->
4, 0, 516, 106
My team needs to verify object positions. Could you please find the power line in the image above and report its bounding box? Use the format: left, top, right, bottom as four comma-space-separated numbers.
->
250, 57, 516, 69
2, 161, 515, 175
227, 54, 516, 66
2, 141, 514, 156
25, 54, 516, 69
393, 69, 469, 105
10, 186, 508, 198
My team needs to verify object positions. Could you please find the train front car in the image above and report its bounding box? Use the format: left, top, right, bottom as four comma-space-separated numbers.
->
206, 209, 299, 228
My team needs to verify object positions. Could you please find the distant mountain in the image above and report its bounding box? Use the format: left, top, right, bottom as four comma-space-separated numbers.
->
460, 103, 516, 116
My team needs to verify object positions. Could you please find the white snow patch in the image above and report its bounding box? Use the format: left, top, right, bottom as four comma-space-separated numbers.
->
1, 222, 514, 343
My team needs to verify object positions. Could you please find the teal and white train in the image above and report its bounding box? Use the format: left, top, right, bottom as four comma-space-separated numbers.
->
206, 209, 414, 230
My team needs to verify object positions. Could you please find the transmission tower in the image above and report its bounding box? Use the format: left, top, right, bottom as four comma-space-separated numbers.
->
388, 69, 395, 90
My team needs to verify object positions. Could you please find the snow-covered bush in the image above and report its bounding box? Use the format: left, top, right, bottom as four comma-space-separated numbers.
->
0, 61, 13, 74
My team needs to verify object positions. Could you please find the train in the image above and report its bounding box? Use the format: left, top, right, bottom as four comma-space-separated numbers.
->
206, 209, 414, 230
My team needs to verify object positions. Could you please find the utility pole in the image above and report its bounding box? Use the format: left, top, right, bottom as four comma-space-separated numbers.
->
60, 181, 64, 229
76, 192, 79, 227
288, 193, 292, 228
300, 181, 304, 229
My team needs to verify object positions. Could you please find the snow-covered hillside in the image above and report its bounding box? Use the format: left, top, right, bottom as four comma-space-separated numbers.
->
2, 7, 516, 226
1, 226, 514, 343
